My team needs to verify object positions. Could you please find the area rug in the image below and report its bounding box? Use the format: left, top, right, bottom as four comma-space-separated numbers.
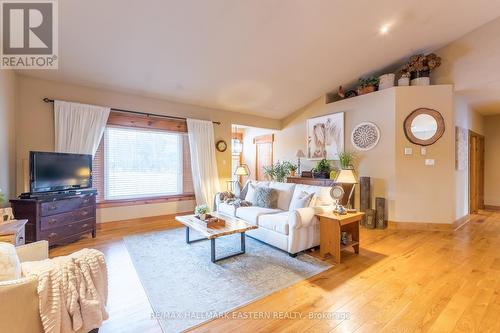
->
124, 227, 332, 332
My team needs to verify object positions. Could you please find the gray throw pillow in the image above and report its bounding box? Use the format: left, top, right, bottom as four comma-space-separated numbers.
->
254, 187, 278, 208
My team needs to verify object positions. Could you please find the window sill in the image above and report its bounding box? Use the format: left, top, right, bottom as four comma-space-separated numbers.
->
97, 193, 195, 209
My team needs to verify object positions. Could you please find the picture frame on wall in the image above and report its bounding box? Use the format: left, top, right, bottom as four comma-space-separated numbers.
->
306, 112, 344, 160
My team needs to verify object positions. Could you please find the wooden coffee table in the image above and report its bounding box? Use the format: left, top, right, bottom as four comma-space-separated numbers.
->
175, 213, 257, 263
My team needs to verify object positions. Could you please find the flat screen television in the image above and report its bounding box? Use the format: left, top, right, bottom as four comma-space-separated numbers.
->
30, 151, 93, 194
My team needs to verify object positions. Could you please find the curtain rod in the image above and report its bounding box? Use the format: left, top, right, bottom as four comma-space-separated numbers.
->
42, 98, 221, 125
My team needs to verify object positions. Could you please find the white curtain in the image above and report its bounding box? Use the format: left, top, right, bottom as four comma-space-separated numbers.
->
187, 119, 221, 207
54, 100, 110, 155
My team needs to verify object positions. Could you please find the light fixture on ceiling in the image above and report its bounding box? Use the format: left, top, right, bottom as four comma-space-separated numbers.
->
379, 23, 391, 35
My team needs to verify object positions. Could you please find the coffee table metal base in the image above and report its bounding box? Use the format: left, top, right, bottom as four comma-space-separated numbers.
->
185, 227, 246, 263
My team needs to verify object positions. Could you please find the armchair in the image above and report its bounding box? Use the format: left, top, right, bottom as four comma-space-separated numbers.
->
0, 241, 101, 333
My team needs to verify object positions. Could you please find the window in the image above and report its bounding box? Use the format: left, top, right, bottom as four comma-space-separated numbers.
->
104, 127, 183, 200
92, 111, 194, 204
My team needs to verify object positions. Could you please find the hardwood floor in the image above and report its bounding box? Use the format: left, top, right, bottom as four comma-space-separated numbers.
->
50, 211, 500, 333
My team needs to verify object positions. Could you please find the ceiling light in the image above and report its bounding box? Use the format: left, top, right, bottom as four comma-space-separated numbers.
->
379, 23, 391, 35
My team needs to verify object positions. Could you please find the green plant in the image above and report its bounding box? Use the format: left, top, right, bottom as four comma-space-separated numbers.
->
358, 76, 379, 88
313, 158, 331, 174
263, 161, 293, 182
0, 189, 5, 207
195, 204, 209, 216
286, 161, 298, 172
338, 151, 355, 169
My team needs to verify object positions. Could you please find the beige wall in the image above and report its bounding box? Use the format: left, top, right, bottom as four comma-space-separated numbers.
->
274, 85, 458, 224
394, 85, 454, 224
15, 75, 280, 222
453, 95, 485, 218
0, 70, 16, 199
275, 88, 397, 220
484, 115, 500, 207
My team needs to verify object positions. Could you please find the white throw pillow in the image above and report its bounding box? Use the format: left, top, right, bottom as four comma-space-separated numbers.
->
269, 182, 296, 210
289, 191, 315, 211
0, 242, 21, 281
244, 181, 269, 203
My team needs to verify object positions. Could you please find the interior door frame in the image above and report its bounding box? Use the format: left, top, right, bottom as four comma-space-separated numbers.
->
254, 134, 274, 181
469, 130, 485, 214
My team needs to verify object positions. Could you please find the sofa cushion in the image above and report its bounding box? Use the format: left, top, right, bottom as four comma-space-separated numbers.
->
254, 187, 278, 208
289, 191, 315, 211
258, 212, 290, 235
292, 184, 333, 206
269, 182, 296, 210
218, 202, 237, 216
236, 206, 282, 225
0, 242, 21, 282
244, 181, 269, 203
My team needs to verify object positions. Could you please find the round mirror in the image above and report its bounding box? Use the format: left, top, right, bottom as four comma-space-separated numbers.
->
404, 108, 445, 146
411, 114, 438, 140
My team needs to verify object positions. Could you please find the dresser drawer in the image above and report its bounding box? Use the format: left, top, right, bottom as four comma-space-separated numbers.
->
40, 206, 95, 231
41, 219, 95, 242
40, 196, 95, 216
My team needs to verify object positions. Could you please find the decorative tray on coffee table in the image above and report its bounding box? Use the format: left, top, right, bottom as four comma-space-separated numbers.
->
195, 214, 226, 228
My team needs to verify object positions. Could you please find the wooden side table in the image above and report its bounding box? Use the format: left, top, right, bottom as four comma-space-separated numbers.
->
0, 219, 28, 246
316, 212, 364, 263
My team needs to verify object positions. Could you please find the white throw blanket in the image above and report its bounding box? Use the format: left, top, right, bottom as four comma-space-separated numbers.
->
21, 248, 108, 333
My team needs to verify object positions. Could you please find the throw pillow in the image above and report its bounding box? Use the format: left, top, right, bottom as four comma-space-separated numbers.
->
0, 242, 21, 282
244, 183, 257, 202
289, 191, 315, 210
239, 180, 251, 199
254, 187, 278, 208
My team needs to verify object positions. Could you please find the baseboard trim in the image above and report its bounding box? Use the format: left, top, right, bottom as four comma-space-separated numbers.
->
388, 221, 452, 231
484, 205, 500, 211
452, 215, 472, 231
97, 211, 191, 229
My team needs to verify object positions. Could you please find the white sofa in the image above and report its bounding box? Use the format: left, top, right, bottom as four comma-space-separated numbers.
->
216, 181, 335, 256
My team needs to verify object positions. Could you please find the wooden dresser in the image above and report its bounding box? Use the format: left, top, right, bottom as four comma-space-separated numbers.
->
287, 176, 354, 207
10, 193, 97, 246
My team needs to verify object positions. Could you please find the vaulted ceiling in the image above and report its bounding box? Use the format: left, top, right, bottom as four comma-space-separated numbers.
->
21, 0, 500, 119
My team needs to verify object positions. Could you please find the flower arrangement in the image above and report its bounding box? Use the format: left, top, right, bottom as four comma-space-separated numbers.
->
195, 204, 209, 219
400, 53, 442, 76
357, 76, 379, 95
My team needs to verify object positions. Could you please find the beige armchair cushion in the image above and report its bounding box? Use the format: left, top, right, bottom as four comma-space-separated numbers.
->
0, 242, 21, 281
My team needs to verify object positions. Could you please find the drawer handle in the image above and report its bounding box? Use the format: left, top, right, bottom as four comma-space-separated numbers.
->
83, 198, 90, 204
81, 210, 89, 216
82, 224, 89, 228
48, 205, 58, 211
49, 232, 58, 238
48, 218, 58, 225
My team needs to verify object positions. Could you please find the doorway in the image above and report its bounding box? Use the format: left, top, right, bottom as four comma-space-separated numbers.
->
469, 130, 485, 214
255, 134, 274, 181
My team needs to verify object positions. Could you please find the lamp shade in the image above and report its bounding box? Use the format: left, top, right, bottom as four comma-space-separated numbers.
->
234, 164, 250, 176
336, 169, 357, 184
295, 149, 306, 158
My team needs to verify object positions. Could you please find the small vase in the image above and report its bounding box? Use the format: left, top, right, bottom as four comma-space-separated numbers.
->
199, 213, 206, 220
398, 77, 410, 86
410, 70, 430, 86
290, 170, 296, 177
378, 74, 395, 90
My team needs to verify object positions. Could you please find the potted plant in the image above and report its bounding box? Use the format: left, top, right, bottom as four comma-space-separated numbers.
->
195, 204, 209, 220
263, 161, 292, 182
0, 189, 5, 208
338, 151, 355, 170
313, 158, 331, 179
286, 162, 298, 177
400, 53, 441, 86
357, 76, 379, 95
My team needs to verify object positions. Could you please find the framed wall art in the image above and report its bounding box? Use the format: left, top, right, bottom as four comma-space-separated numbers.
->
306, 112, 344, 160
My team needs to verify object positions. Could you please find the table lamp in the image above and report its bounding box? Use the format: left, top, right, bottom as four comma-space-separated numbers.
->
295, 149, 306, 175
234, 164, 250, 194
336, 169, 357, 213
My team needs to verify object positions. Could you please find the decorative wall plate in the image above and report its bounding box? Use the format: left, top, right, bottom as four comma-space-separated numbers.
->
351, 122, 380, 151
